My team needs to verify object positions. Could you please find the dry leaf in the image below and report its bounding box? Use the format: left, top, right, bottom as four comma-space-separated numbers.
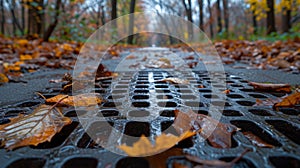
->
274, 91, 300, 108
222, 89, 230, 94
243, 132, 274, 148
0, 105, 72, 150
126, 55, 137, 59
174, 110, 239, 148
159, 78, 190, 84
118, 131, 196, 157
249, 82, 291, 93
0, 73, 9, 83
46, 93, 102, 106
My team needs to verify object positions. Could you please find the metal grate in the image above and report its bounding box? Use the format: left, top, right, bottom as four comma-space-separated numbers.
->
0, 69, 300, 168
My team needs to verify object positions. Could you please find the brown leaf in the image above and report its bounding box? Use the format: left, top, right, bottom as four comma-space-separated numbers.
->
158, 78, 190, 84
274, 91, 300, 108
126, 55, 137, 59
174, 110, 239, 148
243, 132, 274, 148
254, 97, 284, 106
249, 82, 291, 93
118, 131, 196, 157
0, 105, 72, 150
46, 93, 103, 106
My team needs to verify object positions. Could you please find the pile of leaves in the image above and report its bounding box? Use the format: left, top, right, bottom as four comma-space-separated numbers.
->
214, 38, 300, 71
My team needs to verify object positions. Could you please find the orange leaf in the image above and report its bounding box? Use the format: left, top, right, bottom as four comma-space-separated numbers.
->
274, 92, 300, 108
118, 131, 196, 157
243, 132, 274, 148
0, 73, 9, 83
249, 82, 291, 93
0, 105, 72, 150
46, 93, 103, 106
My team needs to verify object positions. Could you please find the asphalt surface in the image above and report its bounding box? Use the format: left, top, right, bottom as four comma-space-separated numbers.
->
0, 47, 299, 107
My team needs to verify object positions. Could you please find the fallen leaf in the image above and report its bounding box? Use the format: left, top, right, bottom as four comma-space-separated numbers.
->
118, 131, 196, 157
222, 89, 230, 94
46, 93, 103, 106
249, 82, 291, 93
158, 78, 190, 84
185, 148, 251, 168
174, 110, 239, 148
0, 73, 9, 83
0, 104, 72, 150
274, 91, 300, 108
243, 132, 274, 148
126, 55, 137, 59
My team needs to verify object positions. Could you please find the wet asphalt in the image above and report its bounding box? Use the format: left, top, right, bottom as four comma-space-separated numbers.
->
0, 48, 299, 107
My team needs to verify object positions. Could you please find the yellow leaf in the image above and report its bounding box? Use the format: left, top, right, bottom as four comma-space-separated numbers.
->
118, 131, 196, 157
17, 39, 28, 45
46, 93, 103, 106
0, 73, 9, 83
20, 54, 33, 61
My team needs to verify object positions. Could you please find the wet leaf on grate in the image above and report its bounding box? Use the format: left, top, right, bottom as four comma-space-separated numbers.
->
185, 149, 250, 168
118, 131, 196, 157
96, 64, 118, 79
145, 58, 174, 69
249, 82, 291, 93
46, 93, 103, 106
243, 132, 274, 148
222, 89, 230, 94
158, 78, 190, 84
0, 104, 72, 150
174, 110, 239, 148
274, 91, 300, 108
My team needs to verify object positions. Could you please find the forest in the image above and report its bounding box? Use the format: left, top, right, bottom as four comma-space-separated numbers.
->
0, 0, 299, 42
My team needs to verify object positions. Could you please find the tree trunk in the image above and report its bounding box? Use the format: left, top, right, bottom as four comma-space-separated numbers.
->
198, 0, 204, 31
216, 0, 222, 33
127, 0, 136, 44
0, 0, 4, 35
43, 0, 61, 41
266, 0, 276, 34
181, 0, 193, 40
207, 0, 214, 38
222, 0, 229, 35
111, 0, 117, 29
282, 0, 291, 33
21, 0, 25, 33
251, 2, 257, 34
6, 0, 22, 35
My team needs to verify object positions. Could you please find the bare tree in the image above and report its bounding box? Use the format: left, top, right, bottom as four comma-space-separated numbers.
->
198, 0, 204, 31
282, 0, 291, 33
207, 0, 214, 38
127, 0, 136, 44
222, 0, 229, 35
6, 0, 23, 35
181, 0, 193, 39
43, 0, 61, 41
266, 0, 276, 34
251, 2, 257, 34
216, 0, 222, 33
0, 0, 4, 35
111, 0, 117, 28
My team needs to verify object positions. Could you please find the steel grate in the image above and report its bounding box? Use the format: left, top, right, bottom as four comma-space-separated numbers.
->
0, 69, 299, 168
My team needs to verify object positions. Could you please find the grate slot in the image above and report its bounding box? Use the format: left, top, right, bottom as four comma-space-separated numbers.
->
248, 109, 272, 116
266, 120, 300, 145
31, 121, 78, 149
231, 120, 281, 147
62, 158, 98, 168
116, 157, 149, 168
269, 156, 300, 168
7, 158, 46, 168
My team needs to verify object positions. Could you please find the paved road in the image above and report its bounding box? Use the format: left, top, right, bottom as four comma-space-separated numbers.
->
0, 47, 299, 106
